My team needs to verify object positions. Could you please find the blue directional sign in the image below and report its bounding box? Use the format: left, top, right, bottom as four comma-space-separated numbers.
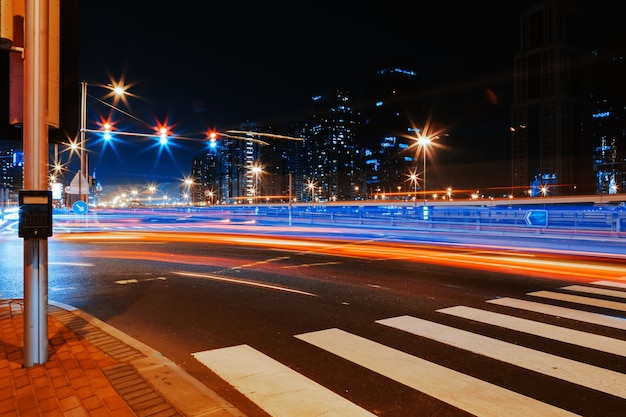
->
524, 209, 548, 227
72, 200, 88, 215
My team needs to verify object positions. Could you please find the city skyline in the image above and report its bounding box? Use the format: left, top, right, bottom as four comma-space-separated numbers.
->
2, 2, 622, 199
77, 2, 543, 194
75, 1, 621, 197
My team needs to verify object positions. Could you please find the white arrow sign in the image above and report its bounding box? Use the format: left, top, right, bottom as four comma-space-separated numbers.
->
524, 210, 548, 227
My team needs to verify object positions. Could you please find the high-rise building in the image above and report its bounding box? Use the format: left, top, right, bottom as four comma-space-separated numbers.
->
191, 140, 220, 204
308, 90, 361, 201
286, 120, 311, 202
511, 0, 593, 196
590, 32, 626, 194
191, 123, 268, 205
360, 66, 421, 198
0, 146, 22, 205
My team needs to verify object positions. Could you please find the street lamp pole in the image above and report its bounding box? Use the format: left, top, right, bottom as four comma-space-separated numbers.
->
423, 146, 427, 206
417, 134, 432, 206
411, 173, 418, 207
79, 80, 88, 203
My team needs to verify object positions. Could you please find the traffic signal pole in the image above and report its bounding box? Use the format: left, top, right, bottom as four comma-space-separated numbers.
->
22, 0, 51, 367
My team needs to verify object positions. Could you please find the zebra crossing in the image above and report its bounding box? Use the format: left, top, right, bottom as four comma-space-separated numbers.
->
193, 280, 626, 416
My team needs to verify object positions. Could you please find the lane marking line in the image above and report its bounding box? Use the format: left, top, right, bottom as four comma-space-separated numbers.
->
172, 271, 317, 296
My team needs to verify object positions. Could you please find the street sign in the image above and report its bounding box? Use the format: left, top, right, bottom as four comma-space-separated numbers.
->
524, 209, 548, 227
72, 200, 88, 215
69, 172, 90, 195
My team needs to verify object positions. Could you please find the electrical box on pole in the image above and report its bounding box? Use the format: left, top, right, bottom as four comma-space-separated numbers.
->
18, 190, 53, 239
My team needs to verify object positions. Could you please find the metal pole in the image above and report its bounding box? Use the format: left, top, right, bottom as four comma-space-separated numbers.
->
79, 80, 87, 203
23, 0, 50, 367
423, 148, 427, 206
288, 173, 292, 226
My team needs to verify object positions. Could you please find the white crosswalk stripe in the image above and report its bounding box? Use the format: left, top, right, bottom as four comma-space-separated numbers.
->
192, 281, 626, 416
437, 305, 626, 356
296, 328, 580, 417
486, 297, 626, 330
560, 284, 626, 299
590, 280, 626, 289
529, 290, 626, 311
192, 344, 375, 417
377, 315, 626, 398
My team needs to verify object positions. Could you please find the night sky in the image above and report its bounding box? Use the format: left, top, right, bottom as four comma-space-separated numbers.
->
76, 1, 619, 195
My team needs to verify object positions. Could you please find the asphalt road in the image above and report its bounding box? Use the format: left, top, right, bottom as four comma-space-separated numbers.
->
2, 227, 625, 416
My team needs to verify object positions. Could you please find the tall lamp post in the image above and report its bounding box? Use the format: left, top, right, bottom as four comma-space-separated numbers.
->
78, 80, 126, 204
417, 134, 432, 206
307, 179, 316, 202
409, 171, 418, 207
78, 81, 87, 203
251, 165, 262, 204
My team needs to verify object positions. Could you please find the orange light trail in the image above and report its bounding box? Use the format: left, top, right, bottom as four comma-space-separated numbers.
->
54, 231, 626, 282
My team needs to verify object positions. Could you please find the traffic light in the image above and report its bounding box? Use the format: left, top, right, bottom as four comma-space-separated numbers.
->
102, 121, 113, 141
158, 126, 168, 145
208, 131, 217, 148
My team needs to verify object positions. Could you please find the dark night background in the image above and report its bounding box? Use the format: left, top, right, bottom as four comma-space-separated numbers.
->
3, 1, 623, 193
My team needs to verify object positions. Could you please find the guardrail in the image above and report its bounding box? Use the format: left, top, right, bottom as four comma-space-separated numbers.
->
74, 202, 626, 239
252, 204, 626, 238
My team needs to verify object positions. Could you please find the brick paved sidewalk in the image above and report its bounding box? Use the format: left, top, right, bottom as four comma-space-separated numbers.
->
1, 299, 139, 416
0, 299, 243, 417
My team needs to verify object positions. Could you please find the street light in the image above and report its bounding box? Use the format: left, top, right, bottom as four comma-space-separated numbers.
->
417, 133, 432, 206
79, 80, 127, 204
185, 178, 195, 205
409, 171, 419, 207
306, 179, 316, 202
251, 164, 263, 203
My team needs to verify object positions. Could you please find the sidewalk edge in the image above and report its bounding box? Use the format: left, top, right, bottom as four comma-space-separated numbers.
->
49, 300, 247, 417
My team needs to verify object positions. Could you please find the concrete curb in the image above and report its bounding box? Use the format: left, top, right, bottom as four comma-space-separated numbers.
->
49, 300, 247, 417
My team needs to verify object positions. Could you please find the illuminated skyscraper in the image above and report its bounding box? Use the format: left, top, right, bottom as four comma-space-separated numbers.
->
511, 1, 592, 196
308, 90, 361, 201
590, 32, 626, 194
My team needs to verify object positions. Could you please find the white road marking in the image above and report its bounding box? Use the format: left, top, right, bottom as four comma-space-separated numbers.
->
114, 277, 166, 285
296, 328, 579, 417
561, 285, 626, 299
115, 279, 139, 285
591, 280, 626, 289
438, 305, 626, 356
172, 271, 317, 296
377, 315, 626, 399
529, 290, 626, 312
486, 297, 626, 330
49, 262, 95, 267
193, 344, 375, 417
282, 261, 341, 269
